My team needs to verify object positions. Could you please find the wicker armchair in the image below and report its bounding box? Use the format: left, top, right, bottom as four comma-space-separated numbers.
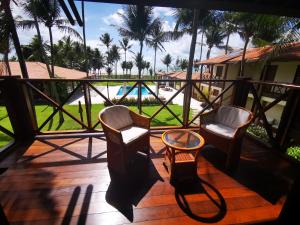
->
99, 105, 150, 175
200, 105, 253, 170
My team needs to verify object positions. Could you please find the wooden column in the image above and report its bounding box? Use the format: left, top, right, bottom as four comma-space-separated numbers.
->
276, 89, 300, 148
231, 77, 251, 107
183, 9, 199, 127
0, 76, 36, 142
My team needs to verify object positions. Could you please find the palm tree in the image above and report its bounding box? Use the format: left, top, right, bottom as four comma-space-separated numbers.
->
127, 61, 133, 75
109, 44, 120, 75
21, 0, 51, 76
0, 9, 12, 75
222, 12, 237, 54
179, 59, 188, 71
173, 8, 211, 61
232, 13, 286, 76
119, 37, 132, 74
29, 0, 82, 78
205, 23, 227, 59
145, 61, 150, 75
162, 54, 172, 72
117, 5, 160, 77
100, 33, 113, 50
21, 35, 47, 61
147, 20, 170, 75
121, 61, 127, 75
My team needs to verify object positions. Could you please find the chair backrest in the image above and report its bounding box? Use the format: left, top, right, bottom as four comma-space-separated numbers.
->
99, 105, 133, 130
215, 106, 252, 129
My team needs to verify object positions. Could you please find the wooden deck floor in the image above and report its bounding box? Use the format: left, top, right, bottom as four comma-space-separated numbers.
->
0, 133, 296, 225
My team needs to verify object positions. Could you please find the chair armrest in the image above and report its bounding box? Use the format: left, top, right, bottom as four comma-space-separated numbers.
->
233, 113, 254, 139
200, 108, 217, 125
130, 110, 150, 129
100, 119, 123, 145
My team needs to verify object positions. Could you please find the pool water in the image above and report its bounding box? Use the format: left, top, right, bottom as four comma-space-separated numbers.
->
117, 86, 150, 96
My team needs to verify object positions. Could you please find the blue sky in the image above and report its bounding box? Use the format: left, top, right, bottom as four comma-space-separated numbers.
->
13, 1, 245, 73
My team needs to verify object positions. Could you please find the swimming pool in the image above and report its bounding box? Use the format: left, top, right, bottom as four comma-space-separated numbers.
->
116, 86, 150, 96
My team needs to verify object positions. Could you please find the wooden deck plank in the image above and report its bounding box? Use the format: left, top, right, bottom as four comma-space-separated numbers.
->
0, 134, 295, 225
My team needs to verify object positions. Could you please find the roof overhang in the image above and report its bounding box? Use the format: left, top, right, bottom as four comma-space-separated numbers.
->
76, 0, 300, 18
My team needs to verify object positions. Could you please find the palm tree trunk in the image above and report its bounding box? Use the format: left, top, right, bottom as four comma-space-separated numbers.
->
199, 31, 204, 61
34, 15, 51, 76
48, 26, 55, 78
138, 41, 143, 78
225, 33, 230, 55
125, 50, 127, 75
154, 47, 157, 75
240, 36, 250, 77
48, 26, 64, 123
206, 47, 212, 59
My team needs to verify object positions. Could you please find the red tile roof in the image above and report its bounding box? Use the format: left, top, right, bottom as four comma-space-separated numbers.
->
1, 61, 87, 79
195, 42, 300, 65
163, 71, 211, 80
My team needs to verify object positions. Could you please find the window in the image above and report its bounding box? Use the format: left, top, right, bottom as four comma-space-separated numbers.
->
294, 65, 300, 84
215, 66, 223, 78
264, 65, 278, 81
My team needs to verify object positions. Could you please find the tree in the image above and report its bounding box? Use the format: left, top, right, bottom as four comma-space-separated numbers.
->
222, 12, 237, 54
0, 7, 12, 75
147, 20, 170, 75
117, 5, 159, 77
127, 61, 133, 75
109, 44, 120, 75
21, 0, 51, 76
179, 59, 188, 71
121, 61, 127, 75
145, 61, 150, 75
106, 67, 112, 76
232, 13, 286, 76
119, 37, 132, 74
100, 33, 113, 50
30, 0, 82, 78
205, 22, 226, 59
162, 54, 172, 72
21, 35, 46, 61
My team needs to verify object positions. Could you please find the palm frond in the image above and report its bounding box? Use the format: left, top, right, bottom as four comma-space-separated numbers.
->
57, 25, 83, 41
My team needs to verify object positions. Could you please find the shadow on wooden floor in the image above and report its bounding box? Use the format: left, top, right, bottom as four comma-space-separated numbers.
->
200, 138, 296, 205
106, 155, 163, 222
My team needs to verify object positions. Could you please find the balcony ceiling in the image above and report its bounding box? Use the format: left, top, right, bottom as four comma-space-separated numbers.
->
77, 0, 300, 17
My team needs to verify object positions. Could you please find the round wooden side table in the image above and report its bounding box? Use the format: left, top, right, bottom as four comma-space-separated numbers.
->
161, 129, 205, 182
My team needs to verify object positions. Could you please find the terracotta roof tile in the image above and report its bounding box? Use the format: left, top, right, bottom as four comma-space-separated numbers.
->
1, 61, 87, 79
194, 42, 300, 65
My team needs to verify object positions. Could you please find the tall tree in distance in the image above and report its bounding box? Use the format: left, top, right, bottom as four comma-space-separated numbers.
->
117, 5, 160, 77
222, 12, 237, 54
205, 23, 226, 59
109, 44, 120, 75
147, 20, 169, 75
100, 33, 113, 50
162, 54, 172, 72
119, 37, 132, 75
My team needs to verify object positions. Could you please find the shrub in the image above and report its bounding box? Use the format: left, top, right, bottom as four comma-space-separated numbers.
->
287, 146, 300, 161
247, 124, 269, 143
104, 97, 166, 106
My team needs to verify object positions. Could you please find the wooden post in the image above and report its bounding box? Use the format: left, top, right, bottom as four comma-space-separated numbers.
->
231, 77, 251, 107
83, 83, 92, 129
276, 90, 300, 148
138, 81, 142, 114
183, 9, 199, 127
0, 76, 36, 142
78, 101, 84, 129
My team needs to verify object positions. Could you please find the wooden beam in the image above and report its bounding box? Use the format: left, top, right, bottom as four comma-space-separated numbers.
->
68, 0, 83, 26
58, 0, 75, 25
76, 0, 300, 18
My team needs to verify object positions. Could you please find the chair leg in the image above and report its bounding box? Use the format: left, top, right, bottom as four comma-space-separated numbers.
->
225, 139, 242, 171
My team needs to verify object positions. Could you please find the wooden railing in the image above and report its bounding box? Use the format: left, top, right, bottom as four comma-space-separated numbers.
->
0, 76, 300, 153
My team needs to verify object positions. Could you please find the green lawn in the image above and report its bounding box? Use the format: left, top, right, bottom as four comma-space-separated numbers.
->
0, 103, 187, 148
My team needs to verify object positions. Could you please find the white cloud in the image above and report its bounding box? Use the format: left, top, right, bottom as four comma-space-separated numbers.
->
153, 7, 174, 18
103, 9, 124, 26
161, 20, 175, 32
